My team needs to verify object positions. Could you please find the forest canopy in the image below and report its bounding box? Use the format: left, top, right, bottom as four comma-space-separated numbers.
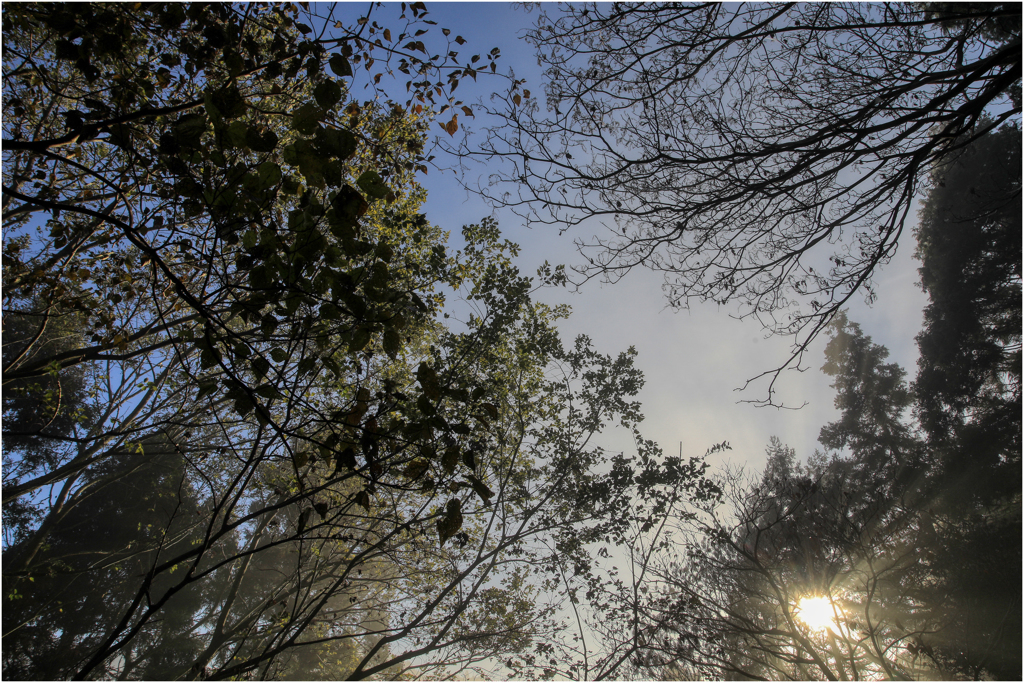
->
1, 3, 718, 679
3, 2, 1021, 681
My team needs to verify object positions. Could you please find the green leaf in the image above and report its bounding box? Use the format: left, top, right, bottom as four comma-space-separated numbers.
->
331, 185, 368, 225
282, 142, 300, 166
387, 312, 406, 330
417, 363, 441, 400
292, 102, 323, 135
55, 39, 78, 61
224, 51, 245, 77
200, 346, 221, 369
212, 85, 247, 119
261, 314, 279, 337
383, 327, 401, 359
225, 120, 249, 148
317, 127, 357, 159
369, 262, 389, 288
297, 508, 312, 533
250, 265, 274, 290
336, 446, 357, 471
242, 229, 259, 249
402, 458, 430, 481
295, 147, 326, 186
323, 356, 342, 377
247, 126, 279, 152
441, 446, 460, 475
196, 379, 218, 400
297, 356, 316, 376
172, 113, 207, 149
349, 326, 371, 352
234, 394, 255, 416
107, 123, 134, 151
436, 499, 463, 546
254, 384, 283, 400
256, 161, 281, 190
462, 448, 476, 471
314, 79, 343, 108
251, 355, 270, 379
344, 292, 367, 319
417, 392, 436, 416
356, 170, 389, 199
329, 53, 353, 78
375, 242, 395, 262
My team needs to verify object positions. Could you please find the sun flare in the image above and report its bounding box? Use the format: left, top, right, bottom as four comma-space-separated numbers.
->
795, 596, 839, 632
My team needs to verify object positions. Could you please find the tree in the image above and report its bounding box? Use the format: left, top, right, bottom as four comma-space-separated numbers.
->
583, 130, 1024, 674
628, 315, 1020, 680
817, 312, 928, 500
913, 123, 1021, 508
909, 123, 1022, 680
4, 215, 714, 680
2, 437, 211, 680
470, 2, 1020, 403
2, 0, 470, 509
3, 5, 719, 679
2, 4, 463, 673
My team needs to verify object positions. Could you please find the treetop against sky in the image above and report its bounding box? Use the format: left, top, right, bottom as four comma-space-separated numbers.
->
2, 2, 1019, 681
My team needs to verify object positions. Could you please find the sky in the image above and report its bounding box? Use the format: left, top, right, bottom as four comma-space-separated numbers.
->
350, 2, 932, 474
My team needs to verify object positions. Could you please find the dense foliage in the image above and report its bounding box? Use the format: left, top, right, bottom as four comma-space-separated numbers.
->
2, 4, 717, 679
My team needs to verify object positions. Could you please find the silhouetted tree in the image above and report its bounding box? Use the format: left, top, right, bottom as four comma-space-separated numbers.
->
631, 315, 1020, 680
472, 2, 1020, 403
914, 123, 1021, 508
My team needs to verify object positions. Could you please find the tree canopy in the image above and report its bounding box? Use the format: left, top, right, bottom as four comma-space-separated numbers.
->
597, 125, 1020, 681
3, 3, 1020, 680
2, 3, 719, 679
472, 2, 1020, 403
618, 311, 1020, 680
913, 122, 1021, 506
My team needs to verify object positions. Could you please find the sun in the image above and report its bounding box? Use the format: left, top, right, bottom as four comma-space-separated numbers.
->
795, 596, 839, 632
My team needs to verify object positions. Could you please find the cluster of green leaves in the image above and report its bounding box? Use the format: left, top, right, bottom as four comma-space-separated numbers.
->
2, 2, 509, 678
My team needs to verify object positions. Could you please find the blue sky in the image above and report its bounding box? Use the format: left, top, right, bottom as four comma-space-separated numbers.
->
348, 2, 931, 472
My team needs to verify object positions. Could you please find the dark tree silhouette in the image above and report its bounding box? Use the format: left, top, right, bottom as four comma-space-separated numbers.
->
472, 2, 1020, 403
913, 123, 1021, 507
629, 316, 1020, 680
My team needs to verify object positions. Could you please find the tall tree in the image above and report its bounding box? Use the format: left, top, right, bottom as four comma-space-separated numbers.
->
909, 123, 1022, 679
628, 316, 1020, 680
3, 5, 718, 679
470, 2, 1020, 403
913, 123, 1021, 507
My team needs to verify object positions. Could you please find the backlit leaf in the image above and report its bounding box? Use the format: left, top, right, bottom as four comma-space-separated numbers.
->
356, 170, 389, 199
